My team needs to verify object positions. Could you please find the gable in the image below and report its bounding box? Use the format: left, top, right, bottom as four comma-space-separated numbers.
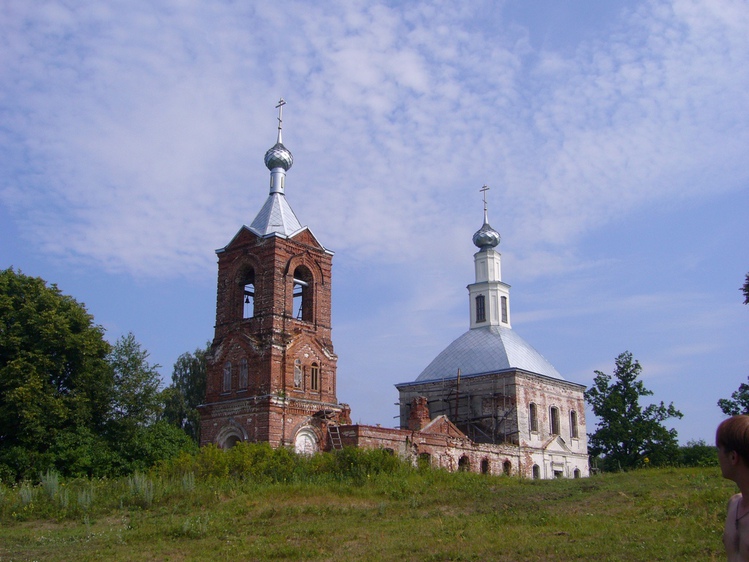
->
419, 415, 467, 439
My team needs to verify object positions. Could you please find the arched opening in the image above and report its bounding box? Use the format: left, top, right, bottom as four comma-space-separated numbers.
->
310, 363, 320, 391
418, 452, 431, 470
532, 464, 540, 479
475, 294, 486, 323
529, 403, 538, 433
574, 468, 581, 479
480, 458, 490, 474
503, 460, 512, 476
550, 406, 560, 435
458, 455, 470, 472
570, 410, 579, 438
240, 267, 255, 319
223, 435, 241, 449
292, 265, 314, 322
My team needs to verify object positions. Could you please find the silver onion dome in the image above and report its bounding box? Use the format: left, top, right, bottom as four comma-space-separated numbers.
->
473, 222, 500, 249
264, 142, 293, 171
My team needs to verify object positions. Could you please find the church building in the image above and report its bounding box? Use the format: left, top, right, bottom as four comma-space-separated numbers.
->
199, 102, 589, 478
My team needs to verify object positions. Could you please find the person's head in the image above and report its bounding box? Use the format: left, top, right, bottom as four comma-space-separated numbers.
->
716, 416, 749, 466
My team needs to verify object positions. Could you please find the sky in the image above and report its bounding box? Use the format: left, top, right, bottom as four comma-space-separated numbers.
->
1, 0, 747, 445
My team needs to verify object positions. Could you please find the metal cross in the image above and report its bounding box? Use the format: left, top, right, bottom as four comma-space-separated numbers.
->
480, 184, 490, 212
275, 98, 286, 132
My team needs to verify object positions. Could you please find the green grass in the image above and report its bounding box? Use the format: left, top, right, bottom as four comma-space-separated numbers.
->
0, 455, 736, 561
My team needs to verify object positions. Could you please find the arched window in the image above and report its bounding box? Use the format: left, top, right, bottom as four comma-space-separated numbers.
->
570, 410, 579, 438
574, 468, 581, 479
529, 403, 538, 432
294, 359, 302, 388
311, 363, 320, 391
532, 464, 541, 479
475, 294, 486, 323
241, 267, 255, 319
223, 361, 232, 393
550, 406, 560, 435
293, 266, 314, 322
481, 458, 490, 474
501, 296, 508, 323
239, 358, 248, 390
503, 460, 512, 476
458, 455, 470, 472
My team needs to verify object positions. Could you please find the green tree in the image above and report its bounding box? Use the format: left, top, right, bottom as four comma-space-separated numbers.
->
0, 268, 113, 478
742, 272, 749, 305
161, 344, 208, 442
585, 351, 683, 470
108, 332, 163, 431
718, 379, 749, 416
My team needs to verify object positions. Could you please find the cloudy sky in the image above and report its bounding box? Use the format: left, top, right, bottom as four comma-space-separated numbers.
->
2, 0, 747, 444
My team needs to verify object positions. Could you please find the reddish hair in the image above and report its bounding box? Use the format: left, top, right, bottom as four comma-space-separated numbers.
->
716, 416, 749, 465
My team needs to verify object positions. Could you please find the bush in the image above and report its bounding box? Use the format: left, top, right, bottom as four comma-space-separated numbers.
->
678, 440, 718, 467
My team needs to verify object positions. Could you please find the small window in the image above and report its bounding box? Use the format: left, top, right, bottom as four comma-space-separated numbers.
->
570, 410, 579, 438
294, 359, 302, 388
501, 296, 508, 323
311, 363, 320, 391
529, 403, 538, 432
475, 294, 486, 323
532, 464, 540, 479
239, 358, 248, 390
481, 458, 490, 474
223, 361, 232, 393
503, 460, 511, 476
550, 406, 560, 435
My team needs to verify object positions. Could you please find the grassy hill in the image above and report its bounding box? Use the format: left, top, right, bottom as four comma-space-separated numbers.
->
0, 447, 735, 561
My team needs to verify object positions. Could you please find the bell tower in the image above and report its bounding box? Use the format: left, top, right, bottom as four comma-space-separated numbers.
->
199, 100, 346, 452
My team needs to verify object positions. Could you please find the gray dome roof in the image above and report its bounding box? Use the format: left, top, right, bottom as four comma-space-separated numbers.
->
415, 325, 563, 382
472, 222, 500, 249
264, 142, 293, 171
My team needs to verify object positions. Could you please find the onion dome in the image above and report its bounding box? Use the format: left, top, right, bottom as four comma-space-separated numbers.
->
473, 221, 500, 249
264, 142, 293, 171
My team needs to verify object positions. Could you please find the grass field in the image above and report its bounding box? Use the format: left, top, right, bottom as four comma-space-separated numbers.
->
0, 451, 736, 561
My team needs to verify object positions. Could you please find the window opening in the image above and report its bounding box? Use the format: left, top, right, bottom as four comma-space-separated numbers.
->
242, 268, 255, 319
418, 453, 431, 470
294, 359, 302, 388
311, 363, 320, 391
292, 266, 313, 322
223, 361, 232, 393
239, 358, 248, 390
529, 403, 538, 432
574, 468, 581, 479
532, 464, 541, 479
570, 410, 579, 438
458, 455, 470, 472
481, 458, 490, 474
501, 296, 508, 323
475, 294, 486, 323
503, 460, 511, 476
550, 406, 560, 435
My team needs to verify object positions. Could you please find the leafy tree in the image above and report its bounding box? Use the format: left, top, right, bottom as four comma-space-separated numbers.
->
108, 332, 163, 431
742, 272, 749, 305
677, 439, 718, 467
0, 268, 112, 478
585, 351, 683, 470
718, 380, 749, 416
161, 344, 208, 442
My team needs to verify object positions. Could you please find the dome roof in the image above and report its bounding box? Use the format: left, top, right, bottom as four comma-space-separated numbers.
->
472, 222, 500, 249
415, 325, 563, 382
264, 142, 293, 171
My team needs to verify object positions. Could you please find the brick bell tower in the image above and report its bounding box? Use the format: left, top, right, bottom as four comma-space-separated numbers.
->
199, 100, 349, 453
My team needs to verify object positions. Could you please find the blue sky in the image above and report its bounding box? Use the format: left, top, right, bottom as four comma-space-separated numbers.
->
1, 0, 747, 444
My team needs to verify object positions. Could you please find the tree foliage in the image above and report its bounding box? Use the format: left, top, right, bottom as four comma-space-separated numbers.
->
585, 351, 683, 470
716, 273, 749, 416
161, 344, 208, 442
742, 272, 749, 305
0, 268, 194, 480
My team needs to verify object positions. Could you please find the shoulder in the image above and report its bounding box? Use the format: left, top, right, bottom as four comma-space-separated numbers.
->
728, 493, 743, 509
